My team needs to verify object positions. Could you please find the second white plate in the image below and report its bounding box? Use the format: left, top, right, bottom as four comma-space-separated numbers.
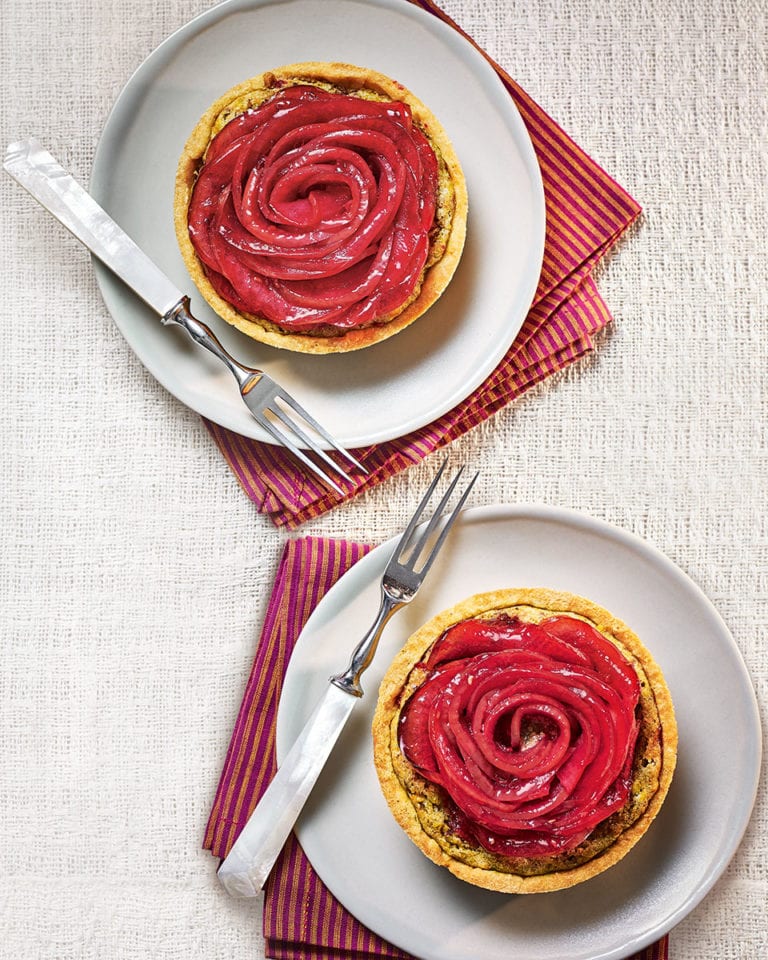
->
278, 505, 761, 960
90, 0, 545, 447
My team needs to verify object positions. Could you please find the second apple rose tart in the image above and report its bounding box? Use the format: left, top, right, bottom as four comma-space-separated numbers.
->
373, 588, 677, 893
174, 62, 467, 353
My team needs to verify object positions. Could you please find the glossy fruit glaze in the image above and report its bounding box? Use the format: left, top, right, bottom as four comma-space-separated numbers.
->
188, 85, 439, 332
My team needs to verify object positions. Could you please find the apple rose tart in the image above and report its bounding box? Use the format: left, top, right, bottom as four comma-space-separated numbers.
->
174, 62, 467, 353
372, 588, 677, 893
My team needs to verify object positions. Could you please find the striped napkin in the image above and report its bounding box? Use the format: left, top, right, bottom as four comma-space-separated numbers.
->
202, 0, 641, 530
203, 537, 670, 960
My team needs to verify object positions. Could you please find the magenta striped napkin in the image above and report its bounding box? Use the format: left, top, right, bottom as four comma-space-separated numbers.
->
203, 537, 670, 960
202, 0, 641, 530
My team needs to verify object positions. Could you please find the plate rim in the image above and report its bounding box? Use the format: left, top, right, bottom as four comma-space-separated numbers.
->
89, 0, 546, 448
278, 502, 762, 960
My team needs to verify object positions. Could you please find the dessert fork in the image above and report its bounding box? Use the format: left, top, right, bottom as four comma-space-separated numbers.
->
217, 457, 478, 897
3, 139, 365, 494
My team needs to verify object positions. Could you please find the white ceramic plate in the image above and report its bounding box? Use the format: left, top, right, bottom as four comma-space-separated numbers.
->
277, 505, 761, 960
90, 0, 545, 448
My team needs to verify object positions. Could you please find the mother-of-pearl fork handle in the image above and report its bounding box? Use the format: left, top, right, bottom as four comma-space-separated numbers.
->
218, 588, 401, 896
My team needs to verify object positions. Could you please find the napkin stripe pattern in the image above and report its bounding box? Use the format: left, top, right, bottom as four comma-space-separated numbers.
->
204, 537, 371, 858
204, 537, 669, 960
203, 271, 612, 518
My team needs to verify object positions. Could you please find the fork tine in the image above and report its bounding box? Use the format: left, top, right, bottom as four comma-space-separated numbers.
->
275, 390, 368, 474
404, 465, 466, 568
268, 402, 350, 479
256, 414, 345, 496
416, 470, 479, 577
391, 457, 449, 562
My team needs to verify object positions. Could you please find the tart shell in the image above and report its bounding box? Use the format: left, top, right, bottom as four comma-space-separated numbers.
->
372, 588, 678, 894
174, 61, 468, 354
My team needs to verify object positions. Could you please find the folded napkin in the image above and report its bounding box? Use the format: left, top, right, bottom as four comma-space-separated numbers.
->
202, 0, 641, 530
203, 537, 669, 960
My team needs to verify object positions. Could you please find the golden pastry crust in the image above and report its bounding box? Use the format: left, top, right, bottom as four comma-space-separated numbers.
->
372, 588, 677, 893
174, 61, 468, 353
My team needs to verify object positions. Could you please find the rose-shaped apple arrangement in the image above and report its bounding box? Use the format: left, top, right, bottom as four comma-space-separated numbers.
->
188, 85, 438, 332
398, 614, 641, 857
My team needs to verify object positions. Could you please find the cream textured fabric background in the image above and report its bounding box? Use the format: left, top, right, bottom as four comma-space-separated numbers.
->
1, 0, 766, 957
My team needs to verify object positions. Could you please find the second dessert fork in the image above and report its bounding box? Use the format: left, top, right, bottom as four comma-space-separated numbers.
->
217, 457, 478, 897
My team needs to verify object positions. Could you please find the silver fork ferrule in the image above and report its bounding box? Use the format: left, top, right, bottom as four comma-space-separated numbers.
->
161, 296, 189, 326
330, 590, 401, 697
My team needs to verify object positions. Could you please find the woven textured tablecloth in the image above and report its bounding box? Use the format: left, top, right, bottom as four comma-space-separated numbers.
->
1, 0, 766, 958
